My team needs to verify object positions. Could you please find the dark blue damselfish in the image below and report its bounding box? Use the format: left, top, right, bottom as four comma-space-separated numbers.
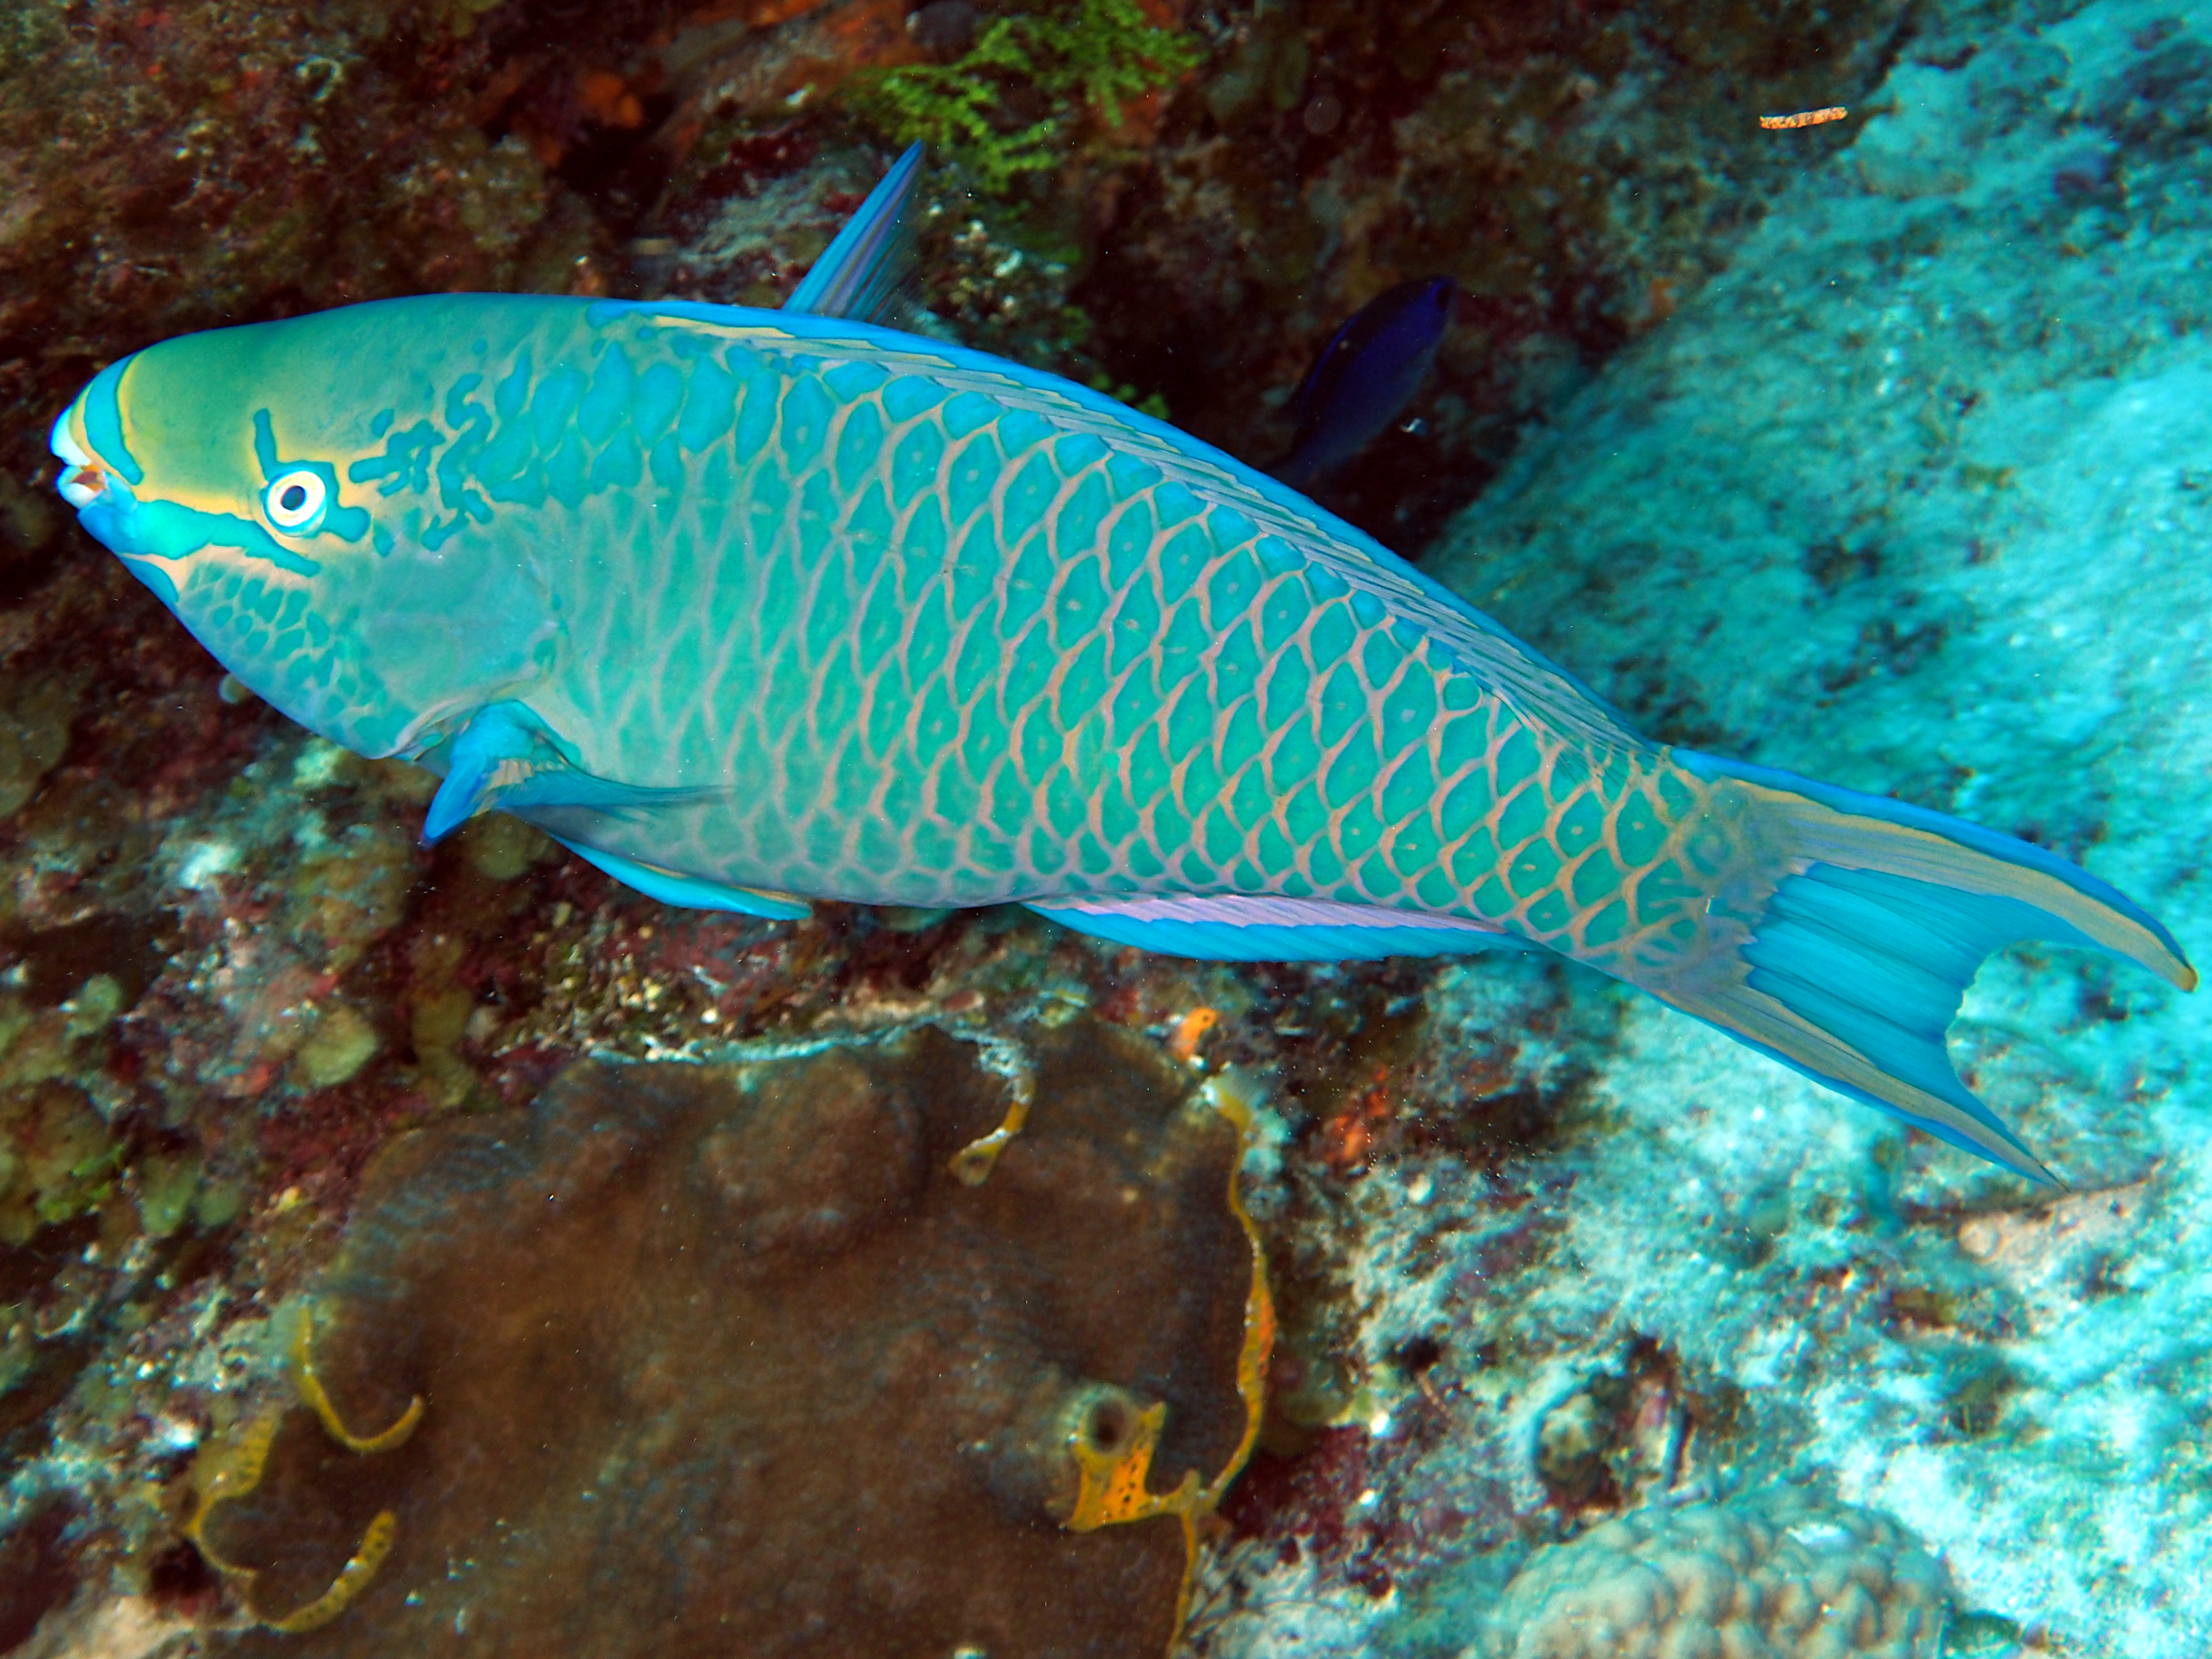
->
1274, 276, 1457, 491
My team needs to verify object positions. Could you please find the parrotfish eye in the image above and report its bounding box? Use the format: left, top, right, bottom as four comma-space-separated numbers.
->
265, 468, 328, 532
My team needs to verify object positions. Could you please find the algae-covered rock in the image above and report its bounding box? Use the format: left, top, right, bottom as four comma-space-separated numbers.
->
286, 825, 419, 973
0, 675, 75, 822
132, 1149, 204, 1240
189, 1018, 1271, 1657
290, 1005, 383, 1093
455, 813, 553, 884
0, 1081, 115, 1247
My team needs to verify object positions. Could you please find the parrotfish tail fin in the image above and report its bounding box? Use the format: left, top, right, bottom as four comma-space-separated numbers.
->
783, 142, 925, 326
1632, 749, 2196, 1183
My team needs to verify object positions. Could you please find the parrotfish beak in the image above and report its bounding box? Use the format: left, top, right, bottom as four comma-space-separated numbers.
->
51, 402, 106, 504
49, 355, 164, 579
50, 352, 141, 497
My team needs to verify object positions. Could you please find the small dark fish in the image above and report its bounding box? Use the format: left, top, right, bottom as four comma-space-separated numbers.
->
1272, 276, 1458, 491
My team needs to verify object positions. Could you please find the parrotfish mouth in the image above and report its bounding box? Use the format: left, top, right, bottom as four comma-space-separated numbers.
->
50, 407, 110, 508
48, 393, 169, 588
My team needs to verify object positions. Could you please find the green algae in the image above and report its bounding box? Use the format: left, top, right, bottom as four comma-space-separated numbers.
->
133, 1149, 205, 1240
0, 676, 75, 823
845, 0, 1201, 195
292, 1005, 383, 1092
0, 1080, 116, 1246
455, 812, 553, 884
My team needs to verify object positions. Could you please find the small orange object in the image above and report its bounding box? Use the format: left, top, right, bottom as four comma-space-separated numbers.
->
1166, 1007, 1219, 1062
1760, 106, 1848, 130
577, 69, 645, 130
1319, 1066, 1395, 1173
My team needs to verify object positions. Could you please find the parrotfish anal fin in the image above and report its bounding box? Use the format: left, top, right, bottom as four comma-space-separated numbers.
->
421, 701, 724, 845
1638, 749, 2196, 1184
1028, 893, 1537, 963
783, 143, 925, 326
549, 836, 812, 919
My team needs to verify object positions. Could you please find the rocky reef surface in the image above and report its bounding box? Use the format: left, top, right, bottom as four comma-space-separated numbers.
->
0, 0, 2205, 1655
1387, 0, 2210, 1652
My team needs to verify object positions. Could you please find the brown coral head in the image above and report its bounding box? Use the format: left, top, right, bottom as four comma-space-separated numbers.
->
186, 1017, 1270, 1659
694, 1049, 928, 1262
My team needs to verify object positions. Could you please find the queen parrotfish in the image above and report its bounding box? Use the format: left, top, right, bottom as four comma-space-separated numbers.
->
49, 146, 2193, 1181
1272, 275, 1458, 492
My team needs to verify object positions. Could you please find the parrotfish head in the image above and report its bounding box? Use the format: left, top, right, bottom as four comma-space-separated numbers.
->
50, 302, 562, 761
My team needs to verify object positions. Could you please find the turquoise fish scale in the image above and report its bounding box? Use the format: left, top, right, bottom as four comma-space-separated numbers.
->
341, 305, 1649, 940
51, 292, 2195, 1181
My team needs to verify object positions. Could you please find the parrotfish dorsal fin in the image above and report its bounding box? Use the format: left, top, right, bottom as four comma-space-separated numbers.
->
783, 143, 927, 325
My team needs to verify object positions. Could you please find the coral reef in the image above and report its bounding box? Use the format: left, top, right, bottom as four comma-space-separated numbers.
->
0, 0, 2203, 1654
1417, 1486, 1952, 1659
1174, 3, 2212, 1656
183, 1018, 1270, 1655
1075, 0, 1916, 545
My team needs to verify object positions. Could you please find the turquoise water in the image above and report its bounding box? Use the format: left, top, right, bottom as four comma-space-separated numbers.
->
0, 1, 2205, 1655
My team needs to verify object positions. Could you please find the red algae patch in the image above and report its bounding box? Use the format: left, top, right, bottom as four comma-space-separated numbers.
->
187, 1018, 1269, 1657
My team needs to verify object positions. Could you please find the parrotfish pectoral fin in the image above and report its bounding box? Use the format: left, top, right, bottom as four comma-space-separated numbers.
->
548, 836, 812, 919
783, 143, 925, 325
1640, 749, 2195, 1183
421, 701, 724, 845
1028, 893, 1537, 963
423, 702, 540, 843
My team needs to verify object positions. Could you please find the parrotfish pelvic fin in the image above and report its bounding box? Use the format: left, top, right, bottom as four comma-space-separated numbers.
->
422, 702, 539, 843
422, 702, 723, 846
783, 142, 926, 326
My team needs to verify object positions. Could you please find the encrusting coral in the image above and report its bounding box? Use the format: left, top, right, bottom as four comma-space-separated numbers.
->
1465, 1485, 1952, 1659
185, 1016, 1272, 1657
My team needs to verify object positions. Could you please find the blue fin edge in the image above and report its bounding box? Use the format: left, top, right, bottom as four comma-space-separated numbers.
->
550, 836, 812, 920
1028, 903, 1535, 963
783, 143, 925, 323
1674, 746, 2190, 972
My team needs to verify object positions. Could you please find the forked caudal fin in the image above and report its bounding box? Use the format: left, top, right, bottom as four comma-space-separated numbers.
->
1643, 749, 2195, 1183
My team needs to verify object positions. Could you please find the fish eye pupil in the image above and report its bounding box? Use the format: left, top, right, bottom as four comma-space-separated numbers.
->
266, 469, 326, 528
